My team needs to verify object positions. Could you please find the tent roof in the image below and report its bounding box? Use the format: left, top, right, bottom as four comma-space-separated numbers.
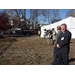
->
41, 16, 75, 38
42, 16, 75, 29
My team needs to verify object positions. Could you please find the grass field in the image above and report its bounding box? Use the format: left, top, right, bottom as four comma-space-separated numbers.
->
0, 34, 75, 65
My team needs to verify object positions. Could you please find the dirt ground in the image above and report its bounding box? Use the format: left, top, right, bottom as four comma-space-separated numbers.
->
0, 35, 75, 65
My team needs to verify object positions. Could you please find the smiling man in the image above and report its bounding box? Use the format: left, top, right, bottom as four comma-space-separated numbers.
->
57, 24, 71, 65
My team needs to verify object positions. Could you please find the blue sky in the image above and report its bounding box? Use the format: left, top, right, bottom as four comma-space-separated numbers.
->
26, 9, 70, 19
26, 9, 70, 24
0, 9, 70, 23
59, 9, 69, 19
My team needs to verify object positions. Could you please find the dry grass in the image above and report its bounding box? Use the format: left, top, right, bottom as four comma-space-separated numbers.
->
0, 35, 75, 65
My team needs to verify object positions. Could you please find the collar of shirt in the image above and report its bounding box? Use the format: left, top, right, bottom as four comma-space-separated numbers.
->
61, 31, 65, 33
63, 32, 65, 33
61, 30, 67, 33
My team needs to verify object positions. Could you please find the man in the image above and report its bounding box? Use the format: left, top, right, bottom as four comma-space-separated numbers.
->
52, 26, 61, 65
57, 24, 71, 65
52, 28, 56, 45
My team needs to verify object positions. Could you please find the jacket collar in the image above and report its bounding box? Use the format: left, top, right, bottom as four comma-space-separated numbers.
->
62, 30, 67, 33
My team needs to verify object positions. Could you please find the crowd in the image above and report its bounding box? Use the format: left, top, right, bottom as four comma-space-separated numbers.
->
10, 30, 38, 36
43, 28, 56, 45
48, 23, 71, 65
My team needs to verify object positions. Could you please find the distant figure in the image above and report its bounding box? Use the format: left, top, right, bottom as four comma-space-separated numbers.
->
52, 28, 56, 45
49, 30, 53, 39
34, 30, 36, 35
38, 30, 40, 37
24, 30, 26, 36
13, 30, 15, 35
10, 31, 12, 35
20, 30, 22, 35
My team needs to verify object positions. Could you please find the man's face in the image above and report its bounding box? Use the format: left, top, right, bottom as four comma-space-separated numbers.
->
61, 25, 66, 32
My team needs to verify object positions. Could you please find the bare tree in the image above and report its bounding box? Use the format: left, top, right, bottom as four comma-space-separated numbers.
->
20, 9, 26, 29
5, 9, 15, 20
30, 9, 41, 27
52, 9, 62, 23
30, 9, 33, 25
30, 9, 35, 26
66, 9, 75, 18
46, 9, 52, 24
53, 9, 61, 20
5, 9, 26, 18
5, 9, 27, 29
38, 9, 61, 24
30, 9, 62, 26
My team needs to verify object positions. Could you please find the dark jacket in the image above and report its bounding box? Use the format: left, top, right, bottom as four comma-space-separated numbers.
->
57, 30, 71, 54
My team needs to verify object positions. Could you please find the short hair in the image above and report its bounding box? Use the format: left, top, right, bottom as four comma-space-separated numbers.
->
57, 26, 61, 30
52, 28, 54, 30
61, 23, 67, 28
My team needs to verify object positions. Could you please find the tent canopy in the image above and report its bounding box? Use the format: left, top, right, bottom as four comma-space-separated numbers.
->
41, 16, 75, 38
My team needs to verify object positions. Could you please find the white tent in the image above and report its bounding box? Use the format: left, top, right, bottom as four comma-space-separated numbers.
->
41, 16, 75, 38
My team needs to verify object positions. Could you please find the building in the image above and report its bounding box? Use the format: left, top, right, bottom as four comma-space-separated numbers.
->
10, 16, 31, 30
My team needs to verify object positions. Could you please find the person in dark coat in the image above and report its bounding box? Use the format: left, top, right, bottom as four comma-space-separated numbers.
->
49, 30, 53, 39
51, 26, 62, 65
57, 24, 71, 65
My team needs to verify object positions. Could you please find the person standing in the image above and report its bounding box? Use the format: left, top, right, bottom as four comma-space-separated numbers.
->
38, 30, 40, 37
13, 30, 15, 35
49, 30, 53, 39
51, 26, 61, 65
57, 24, 71, 65
52, 28, 56, 45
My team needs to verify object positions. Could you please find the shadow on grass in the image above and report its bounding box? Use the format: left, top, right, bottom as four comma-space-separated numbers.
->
0, 38, 17, 55
70, 42, 73, 43
13, 35, 38, 37
69, 58, 75, 62
0, 36, 6, 39
0, 34, 12, 39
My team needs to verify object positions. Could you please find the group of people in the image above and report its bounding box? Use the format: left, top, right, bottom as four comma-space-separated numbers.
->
10, 30, 36, 36
50, 23, 71, 65
43, 28, 56, 45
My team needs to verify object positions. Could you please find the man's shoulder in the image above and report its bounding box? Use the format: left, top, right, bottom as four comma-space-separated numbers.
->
58, 31, 62, 33
66, 30, 71, 35
58, 31, 62, 35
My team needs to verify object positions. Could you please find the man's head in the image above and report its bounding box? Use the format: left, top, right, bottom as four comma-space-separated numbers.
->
61, 24, 67, 32
57, 25, 61, 31
52, 28, 54, 31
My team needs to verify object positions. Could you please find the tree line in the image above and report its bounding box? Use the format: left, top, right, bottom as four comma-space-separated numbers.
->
0, 9, 62, 31
30, 9, 62, 25
1, 9, 75, 35
65, 9, 75, 18
5, 9, 62, 25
